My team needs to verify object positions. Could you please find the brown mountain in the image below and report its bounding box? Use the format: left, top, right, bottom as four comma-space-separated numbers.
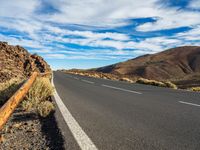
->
96, 46, 200, 88
0, 42, 51, 82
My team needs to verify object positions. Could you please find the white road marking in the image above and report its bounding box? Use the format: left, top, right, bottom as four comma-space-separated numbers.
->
82, 79, 94, 84
102, 84, 142, 94
179, 101, 200, 107
74, 77, 79, 80
52, 74, 98, 150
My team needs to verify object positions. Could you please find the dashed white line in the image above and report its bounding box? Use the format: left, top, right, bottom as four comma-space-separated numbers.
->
74, 77, 79, 80
52, 74, 98, 150
82, 79, 94, 84
102, 84, 142, 94
179, 101, 200, 107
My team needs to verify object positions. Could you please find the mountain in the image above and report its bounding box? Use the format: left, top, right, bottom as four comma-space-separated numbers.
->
95, 46, 200, 88
0, 42, 51, 82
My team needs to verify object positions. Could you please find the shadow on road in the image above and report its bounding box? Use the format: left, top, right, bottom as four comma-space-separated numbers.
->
40, 112, 65, 150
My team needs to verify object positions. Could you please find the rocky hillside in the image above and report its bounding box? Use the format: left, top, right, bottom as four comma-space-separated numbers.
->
0, 42, 51, 82
95, 46, 200, 88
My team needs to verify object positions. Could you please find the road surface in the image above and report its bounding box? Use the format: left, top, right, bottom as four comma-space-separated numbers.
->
53, 71, 200, 150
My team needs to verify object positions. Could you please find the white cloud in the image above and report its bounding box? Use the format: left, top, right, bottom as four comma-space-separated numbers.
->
0, 18, 42, 39
0, 33, 44, 49
136, 9, 200, 31
0, 0, 200, 62
0, 0, 39, 19
1, 0, 200, 32
188, 0, 200, 9
41, 0, 158, 26
46, 26, 130, 41
44, 54, 67, 59
176, 25, 200, 41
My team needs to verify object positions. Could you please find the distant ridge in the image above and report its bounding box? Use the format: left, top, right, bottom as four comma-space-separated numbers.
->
95, 46, 200, 87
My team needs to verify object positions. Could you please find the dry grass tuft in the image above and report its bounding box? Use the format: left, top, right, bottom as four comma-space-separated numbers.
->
119, 77, 135, 83
163, 81, 177, 89
136, 78, 166, 87
189, 87, 200, 92
21, 100, 33, 111
37, 101, 55, 117
136, 78, 177, 89
25, 77, 54, 106
22, 77, 55, 117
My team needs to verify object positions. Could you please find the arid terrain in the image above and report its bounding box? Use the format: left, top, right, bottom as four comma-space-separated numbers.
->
0, 42, 64, 149
0, 41, 51, 83
93, 46, 200, 88
64, 46, 200, 89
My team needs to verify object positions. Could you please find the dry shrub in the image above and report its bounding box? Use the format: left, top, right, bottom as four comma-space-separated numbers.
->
22, 77, 55, 117
189, 87, 200, 92
25, 77, 54, 106
136, 78, 178, 89
0, 78, 23, 105
119, 77, 135, 83
21, 100, 33, 111
37, 101, 55, 117
136, 78, 166, 87
163, 81, 177, 89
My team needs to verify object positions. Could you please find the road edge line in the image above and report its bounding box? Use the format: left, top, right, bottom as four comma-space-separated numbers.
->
51, 73, 98, 150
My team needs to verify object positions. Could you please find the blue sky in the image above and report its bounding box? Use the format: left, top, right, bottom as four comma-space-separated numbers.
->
0, 0, 200, 69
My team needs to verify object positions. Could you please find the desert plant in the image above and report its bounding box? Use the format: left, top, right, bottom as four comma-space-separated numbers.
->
37, 101, 55, 117
22, 77, 54, 117
136, 78, 166, 87
163, 81, 177, 89
119, 77, 135, 83
21, 100, 33, 111
25, 77, 54, 106
189, 87, 200, 92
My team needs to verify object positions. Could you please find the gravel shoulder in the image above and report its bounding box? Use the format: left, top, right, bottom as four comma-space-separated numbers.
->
0, 106, 65, 150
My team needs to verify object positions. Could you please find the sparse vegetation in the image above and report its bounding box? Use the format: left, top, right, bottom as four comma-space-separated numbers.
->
136, 78, 177, 89
136, 78, 166, 87
22, 77, 55, 117
188, 87, 200, 92
65, 70, 179, 89
0, 78, 23, 105
25, 77, 54, 106
119, 77, 135, 83
37, 101, 55, 117
163, 81, 177, 89
21, 100, 33, 111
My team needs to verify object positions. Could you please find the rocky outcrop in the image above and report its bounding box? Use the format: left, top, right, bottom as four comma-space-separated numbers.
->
0, 42, 51, 82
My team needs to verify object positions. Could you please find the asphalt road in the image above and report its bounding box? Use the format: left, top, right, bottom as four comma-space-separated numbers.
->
53, 71, 200, 150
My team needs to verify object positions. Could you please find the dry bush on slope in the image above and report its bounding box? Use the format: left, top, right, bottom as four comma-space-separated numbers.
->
23, 77, 55, 117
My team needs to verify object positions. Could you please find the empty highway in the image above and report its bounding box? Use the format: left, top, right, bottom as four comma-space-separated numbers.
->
53, 71, 200, 150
